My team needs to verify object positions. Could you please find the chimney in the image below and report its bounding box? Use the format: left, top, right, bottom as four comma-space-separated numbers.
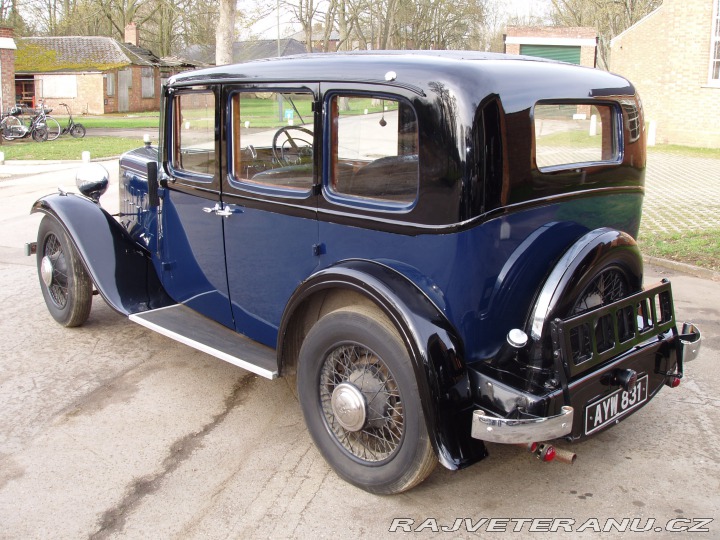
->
125, 23, 138, 46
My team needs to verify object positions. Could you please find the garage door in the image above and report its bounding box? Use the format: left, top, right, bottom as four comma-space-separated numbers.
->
520, 44, 581, 64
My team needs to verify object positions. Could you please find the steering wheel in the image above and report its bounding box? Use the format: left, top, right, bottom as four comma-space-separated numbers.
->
272, 126, 313, 165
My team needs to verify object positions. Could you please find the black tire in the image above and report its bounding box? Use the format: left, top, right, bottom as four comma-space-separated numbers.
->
297, 305, 436, 494
32, 126, 48, 142
36, 216, 93, 327
70, 124, 86, 138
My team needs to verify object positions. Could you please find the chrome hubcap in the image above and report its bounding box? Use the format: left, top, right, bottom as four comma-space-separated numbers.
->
41, 255, 54, 287
331, 382, 367, 432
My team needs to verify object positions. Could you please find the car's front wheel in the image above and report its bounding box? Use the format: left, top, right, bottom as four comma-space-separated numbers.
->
297, 305, 436, 494
36, 216, 93, 327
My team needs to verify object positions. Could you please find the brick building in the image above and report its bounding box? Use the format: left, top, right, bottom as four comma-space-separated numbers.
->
0, 26, 16, 114
610, 0, 720, 147
15, 24, 167, 115
505, 26, 598, 67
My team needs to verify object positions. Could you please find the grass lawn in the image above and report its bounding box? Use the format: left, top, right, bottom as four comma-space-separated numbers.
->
639, 229, 720, 272
0, 136, 144, 160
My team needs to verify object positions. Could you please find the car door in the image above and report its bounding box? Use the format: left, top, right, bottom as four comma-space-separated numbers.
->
159, 86, 235, 329
220, 85, 320, 348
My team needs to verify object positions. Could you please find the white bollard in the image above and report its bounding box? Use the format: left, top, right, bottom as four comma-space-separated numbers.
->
244, 121, 250, 129
82, 151, 91, 163
648, 120, 657, 147
589, 115, 597, 137
0, 151, 4, 165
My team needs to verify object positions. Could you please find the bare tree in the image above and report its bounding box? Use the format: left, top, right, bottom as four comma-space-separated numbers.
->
550, 0, 662, 69
216, 0, 236, 64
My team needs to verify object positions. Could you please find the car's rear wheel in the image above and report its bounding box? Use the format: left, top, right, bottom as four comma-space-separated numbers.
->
36, 216, 93, 327
297, 305, 436, 494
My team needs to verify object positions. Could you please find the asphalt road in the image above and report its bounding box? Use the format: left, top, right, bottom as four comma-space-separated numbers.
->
0, 161, 718, 539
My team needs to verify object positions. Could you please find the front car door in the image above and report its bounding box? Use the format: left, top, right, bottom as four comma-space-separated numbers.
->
160, 85, 235, 328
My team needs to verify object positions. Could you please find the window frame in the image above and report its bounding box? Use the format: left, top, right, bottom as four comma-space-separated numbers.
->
166, 87, 218, 184
141, 67, 155, 99
225, 86, 317, 200
710, 0, 720, 85
322, 90, 420, 213
106, 72, 115, 97
532, 100, 624, 174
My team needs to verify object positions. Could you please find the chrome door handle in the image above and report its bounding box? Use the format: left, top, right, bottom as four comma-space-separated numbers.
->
202, 203, 240, 218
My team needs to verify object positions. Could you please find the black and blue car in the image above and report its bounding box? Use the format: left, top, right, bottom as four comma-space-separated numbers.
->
30, 51, 702, 494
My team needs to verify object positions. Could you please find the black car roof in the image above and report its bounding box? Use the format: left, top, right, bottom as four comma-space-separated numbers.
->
167, 50, 632, 99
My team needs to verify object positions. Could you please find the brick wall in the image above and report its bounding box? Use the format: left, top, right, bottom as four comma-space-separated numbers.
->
610, 0, 720, 147
0, 26, 16, 113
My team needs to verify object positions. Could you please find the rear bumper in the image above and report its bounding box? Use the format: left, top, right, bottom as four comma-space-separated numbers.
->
470, 281, 702, 445
472, 406, 574, 444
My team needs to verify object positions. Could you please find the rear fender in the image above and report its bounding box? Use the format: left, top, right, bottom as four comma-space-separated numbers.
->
32, 193, 172, 315
279, 259, 488, 470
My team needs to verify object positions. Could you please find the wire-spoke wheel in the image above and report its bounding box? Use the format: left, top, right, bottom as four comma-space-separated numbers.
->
43, 117, 61, 140
298, 305, 436, 494
36, 216, 93, 327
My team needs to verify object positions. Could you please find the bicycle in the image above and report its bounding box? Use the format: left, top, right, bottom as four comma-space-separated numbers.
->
1, 106, 48, 142
35, 101, 62, 141
57, 103, 86, 138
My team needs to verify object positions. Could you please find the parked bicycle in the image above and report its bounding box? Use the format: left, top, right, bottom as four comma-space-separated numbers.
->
57, 103, 86, 138
35, 101, 61, 141
1, 106, 48, 142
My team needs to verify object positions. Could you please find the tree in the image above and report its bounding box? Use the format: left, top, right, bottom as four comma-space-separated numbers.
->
550, 0, 662, 69
216, 0, 236, 64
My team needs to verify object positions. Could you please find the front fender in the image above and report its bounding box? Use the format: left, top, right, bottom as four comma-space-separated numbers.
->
32, 193, 172, 315
279, 259, 488, 470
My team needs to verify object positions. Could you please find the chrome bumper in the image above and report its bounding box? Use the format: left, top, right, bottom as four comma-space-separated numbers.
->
471, 406, 574, 444
679, 322, 702, 363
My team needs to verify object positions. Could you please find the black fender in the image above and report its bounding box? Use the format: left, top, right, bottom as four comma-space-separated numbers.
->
32, 193, 172, 316
526, 227, 643, 342
279, 259, 488, 470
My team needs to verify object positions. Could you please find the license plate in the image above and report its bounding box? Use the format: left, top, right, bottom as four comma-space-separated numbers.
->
584, 375, 648, 435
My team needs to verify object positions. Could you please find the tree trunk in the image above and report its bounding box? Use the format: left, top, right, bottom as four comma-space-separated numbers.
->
216, 0, 236, 65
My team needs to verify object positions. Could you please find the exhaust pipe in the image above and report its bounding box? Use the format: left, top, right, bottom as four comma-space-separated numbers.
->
517, 442, 576, 464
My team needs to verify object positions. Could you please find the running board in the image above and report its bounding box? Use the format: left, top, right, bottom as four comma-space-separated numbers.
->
129, 304, 278, 379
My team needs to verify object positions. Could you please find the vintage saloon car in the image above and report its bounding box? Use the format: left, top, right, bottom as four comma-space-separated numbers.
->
29, 51, 702, 494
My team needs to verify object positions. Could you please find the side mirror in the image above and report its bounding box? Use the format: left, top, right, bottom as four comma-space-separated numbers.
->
76, 163, 109, 202
147, 162, 159, 208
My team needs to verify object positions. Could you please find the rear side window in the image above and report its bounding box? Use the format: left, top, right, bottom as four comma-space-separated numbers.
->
171, 91, 216, 177
534, 103, 619, 171
328, 94, 418, 208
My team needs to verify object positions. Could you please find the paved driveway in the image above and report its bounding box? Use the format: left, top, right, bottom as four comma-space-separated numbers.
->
0, 155, 718, 539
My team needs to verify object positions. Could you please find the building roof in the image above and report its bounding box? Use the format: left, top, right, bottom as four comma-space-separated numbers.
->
16, 36, 164, 73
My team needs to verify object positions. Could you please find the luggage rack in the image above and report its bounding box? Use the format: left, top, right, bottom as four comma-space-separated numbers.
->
550, 280, 676, 379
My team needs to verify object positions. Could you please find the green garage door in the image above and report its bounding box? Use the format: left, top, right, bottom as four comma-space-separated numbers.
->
520, 44, 581, 64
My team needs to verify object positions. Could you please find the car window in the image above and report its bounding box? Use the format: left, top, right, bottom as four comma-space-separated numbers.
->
171, 91, 216, 177
328, 94, 418, 207
229, 91, 315, 193
534, 103, 619, 171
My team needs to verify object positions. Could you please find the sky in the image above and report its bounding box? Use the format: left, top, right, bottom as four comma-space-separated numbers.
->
244, 0, 553, 41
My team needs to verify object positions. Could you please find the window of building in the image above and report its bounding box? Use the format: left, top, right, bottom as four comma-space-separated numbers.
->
327, 94, 418, 207
711, 0, 720, 83
171, 91, 216, 177
106, 73, 115, 96
229, 90, 315, 194
141, 67, 155, 98
534, 103, 619, 171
